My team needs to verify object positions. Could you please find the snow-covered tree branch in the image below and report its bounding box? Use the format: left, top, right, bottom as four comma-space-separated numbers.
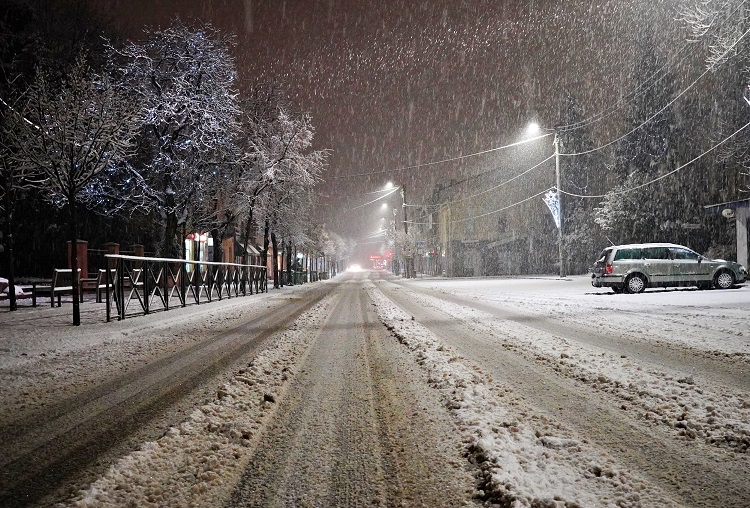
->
110, 21, 241, 257
9, 53, 140, 324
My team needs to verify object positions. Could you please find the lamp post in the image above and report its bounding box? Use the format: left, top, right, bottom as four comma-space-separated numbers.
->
553, 131, 565, 278
528, 122, 565, 278
385, 181, 410, 276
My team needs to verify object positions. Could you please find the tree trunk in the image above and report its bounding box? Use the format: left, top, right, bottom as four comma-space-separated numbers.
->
162, 173, 180, 258
277, 236, 284, 288
211, 227, 222, 263
3, 179, 16, 311
263, 219, 270, 284
242, 208, 254, 266
69, 199, 81, 326
271, 231, 279, 289
162, 210, 179, 258
286, 242, 293, 285
307, 251, 312, 282
181, 223, 187, 261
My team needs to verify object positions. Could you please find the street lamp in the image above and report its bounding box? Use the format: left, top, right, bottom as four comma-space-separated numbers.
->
528, 122, 565, 278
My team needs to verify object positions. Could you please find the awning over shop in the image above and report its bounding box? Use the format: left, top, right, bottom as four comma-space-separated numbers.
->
235, 240, 261, 257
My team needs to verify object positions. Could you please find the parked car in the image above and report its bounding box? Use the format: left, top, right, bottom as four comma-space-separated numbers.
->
591, 243, 747, 293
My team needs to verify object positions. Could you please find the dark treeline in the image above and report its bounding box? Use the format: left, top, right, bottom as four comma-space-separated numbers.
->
0, 0, 347, 293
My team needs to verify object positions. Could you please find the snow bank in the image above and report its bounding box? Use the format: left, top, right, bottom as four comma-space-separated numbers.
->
367, 284, 679, 507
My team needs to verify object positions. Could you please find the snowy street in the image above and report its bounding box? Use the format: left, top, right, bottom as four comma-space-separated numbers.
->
1, 271, 749, 507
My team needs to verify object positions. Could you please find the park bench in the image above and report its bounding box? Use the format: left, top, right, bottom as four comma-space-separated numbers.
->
0, 284, 35, 303
34, 268, 82, 307
91, 268, 116, 303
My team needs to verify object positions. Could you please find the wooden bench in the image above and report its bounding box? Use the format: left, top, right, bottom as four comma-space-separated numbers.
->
34, 269, 82, 307
93, 268, 116, 303
0, 286, 35, 303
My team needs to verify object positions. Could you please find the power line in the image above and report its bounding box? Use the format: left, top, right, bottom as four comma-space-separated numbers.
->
406, 153, 554, 225
329, 132, 553, 180
409, 119, 750, 226
557, 0, 749, 133
332, 8, 750, 184
561, 119, 750, 198
557, 47, 694, 133
447, 188, 551, 224
346, 186, 400, 211
446, 154, 554, 206
562, 23, 750, 157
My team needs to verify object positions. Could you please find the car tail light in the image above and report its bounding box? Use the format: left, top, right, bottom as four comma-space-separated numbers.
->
605, 263, 613, 274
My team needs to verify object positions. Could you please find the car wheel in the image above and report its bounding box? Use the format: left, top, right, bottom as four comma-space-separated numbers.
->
714, 270, 735, 290
625, 273, 646, 294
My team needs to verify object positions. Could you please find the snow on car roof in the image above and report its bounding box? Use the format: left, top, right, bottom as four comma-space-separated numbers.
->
609, 243, 686, 249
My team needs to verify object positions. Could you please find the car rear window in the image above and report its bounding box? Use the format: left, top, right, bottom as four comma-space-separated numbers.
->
596, 249, 612, 263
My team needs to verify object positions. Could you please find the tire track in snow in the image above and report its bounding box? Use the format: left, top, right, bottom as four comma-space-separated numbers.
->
228, 276, 476, 507
0, 286, 333, 508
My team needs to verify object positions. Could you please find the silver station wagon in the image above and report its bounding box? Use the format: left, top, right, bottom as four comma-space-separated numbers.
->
591, 243, 747, 293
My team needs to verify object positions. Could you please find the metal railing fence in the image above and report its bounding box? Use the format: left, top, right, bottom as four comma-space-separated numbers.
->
104, 254, 267, 322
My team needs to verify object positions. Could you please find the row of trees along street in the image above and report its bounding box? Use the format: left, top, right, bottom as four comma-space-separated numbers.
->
0, 5, 340, 325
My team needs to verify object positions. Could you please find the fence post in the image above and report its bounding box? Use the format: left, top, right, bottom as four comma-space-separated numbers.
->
194, 263, 201, 305
118, 258, 125, 321
143, 260, 150, 314
181, 261, 187, 307
207, 265, 213, 302
106, 260, 111, 323
162, 260, 169, 311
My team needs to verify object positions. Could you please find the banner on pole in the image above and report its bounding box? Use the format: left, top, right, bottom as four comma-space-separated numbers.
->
543, 189, 561, 229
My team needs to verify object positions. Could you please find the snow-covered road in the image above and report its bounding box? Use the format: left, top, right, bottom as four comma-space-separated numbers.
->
1, 271, 748, 507
376, 274, 750, 506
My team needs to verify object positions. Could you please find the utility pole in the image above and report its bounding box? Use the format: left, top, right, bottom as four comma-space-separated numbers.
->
401, 186, 413, 278
554, 131, 565, 278
401, 186, 408, 235
447, 205, 452, 278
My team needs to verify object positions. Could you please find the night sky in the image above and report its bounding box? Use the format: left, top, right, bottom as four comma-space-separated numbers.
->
94, 0, 694, 245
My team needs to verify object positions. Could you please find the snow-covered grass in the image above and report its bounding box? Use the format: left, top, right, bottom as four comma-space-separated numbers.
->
366, 283, 680, 507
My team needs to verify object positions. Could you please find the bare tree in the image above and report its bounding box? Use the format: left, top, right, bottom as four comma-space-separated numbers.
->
110, 21, 240, 258
0, 95, 45, 310
237, 84, 327, 276
681, 1, 750, 72
681, 1, 750, 190
10, 54, 139, 325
